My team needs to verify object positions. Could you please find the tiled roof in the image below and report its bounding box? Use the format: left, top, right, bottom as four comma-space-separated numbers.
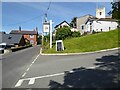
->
0, 33, 23, 45
10, 30, 38, 35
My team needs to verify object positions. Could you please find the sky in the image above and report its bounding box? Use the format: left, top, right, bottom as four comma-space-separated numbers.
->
1, 1, 112, 34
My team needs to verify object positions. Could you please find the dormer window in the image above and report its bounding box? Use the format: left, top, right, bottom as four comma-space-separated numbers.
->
8, 36, 12, 39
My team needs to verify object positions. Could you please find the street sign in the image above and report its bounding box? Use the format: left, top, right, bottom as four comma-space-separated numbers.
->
43, 22, 50, 33
56, 40, 64, 51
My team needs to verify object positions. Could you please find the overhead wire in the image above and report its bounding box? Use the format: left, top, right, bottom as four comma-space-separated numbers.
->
3, 0, 52, 27
44, 0, 52, 22
3, 15, 43, 27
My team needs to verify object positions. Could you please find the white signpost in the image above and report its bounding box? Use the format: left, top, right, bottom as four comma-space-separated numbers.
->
50, 20, 52, 48
43, 22, 50, 33
43, 20, 53, 48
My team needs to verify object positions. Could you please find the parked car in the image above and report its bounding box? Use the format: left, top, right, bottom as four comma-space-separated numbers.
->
0, 43, 6, 54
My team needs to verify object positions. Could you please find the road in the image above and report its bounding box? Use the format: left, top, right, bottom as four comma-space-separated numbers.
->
2, 45, 40, 88
2, 47, 119, 88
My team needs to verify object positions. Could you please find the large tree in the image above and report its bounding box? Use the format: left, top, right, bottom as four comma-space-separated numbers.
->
70, 17, 77, 28
111, 0, 120, 20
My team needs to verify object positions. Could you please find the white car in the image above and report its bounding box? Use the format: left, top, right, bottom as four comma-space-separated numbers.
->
0, 43, 6, 54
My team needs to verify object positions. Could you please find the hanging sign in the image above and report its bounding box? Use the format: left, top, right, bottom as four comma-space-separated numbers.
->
43, 22, 50, 33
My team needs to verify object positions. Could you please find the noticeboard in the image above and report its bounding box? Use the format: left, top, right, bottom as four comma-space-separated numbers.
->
43, 22, 50, 33
56, 40, 64, 51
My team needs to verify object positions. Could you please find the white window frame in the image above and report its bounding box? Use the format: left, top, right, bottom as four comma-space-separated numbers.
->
80, 24, 85, 31
30, 35, 34, 38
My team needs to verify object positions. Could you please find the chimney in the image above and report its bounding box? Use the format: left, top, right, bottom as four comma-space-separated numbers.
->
35, 27, 38, 33
19, 26, 21, 31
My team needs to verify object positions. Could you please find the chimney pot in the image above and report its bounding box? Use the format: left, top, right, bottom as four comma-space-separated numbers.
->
19, 26, 21, 31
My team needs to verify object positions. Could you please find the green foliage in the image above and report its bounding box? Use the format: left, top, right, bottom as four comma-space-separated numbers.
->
26, 41, 30, 46
70, 17, 77, 28
56, 26, 72, 40
44, 34, 50, 43
111, 1, 120, 20
72, 31, 81, 37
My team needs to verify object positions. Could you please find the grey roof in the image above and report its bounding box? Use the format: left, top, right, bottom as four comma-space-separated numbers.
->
86, 18, 118, 24
77, 14, 96, 25
10, 30, 38, 35
0, 33, 23, 45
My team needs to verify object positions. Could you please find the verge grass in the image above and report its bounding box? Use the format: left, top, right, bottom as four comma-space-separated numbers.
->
43, 29, 119, 53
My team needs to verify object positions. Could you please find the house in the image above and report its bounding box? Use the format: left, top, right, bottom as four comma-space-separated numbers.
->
0, 32, 26, 48
53, 20, 79, 36
76, 14, 96, 35
85, 18, 118, 33
54, 20, 70, 29
10, 27, 38, 45
53, 21, 70, 36
76, 7, 118, 35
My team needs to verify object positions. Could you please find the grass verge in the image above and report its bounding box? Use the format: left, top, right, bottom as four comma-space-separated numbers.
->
43, 29, 119, 53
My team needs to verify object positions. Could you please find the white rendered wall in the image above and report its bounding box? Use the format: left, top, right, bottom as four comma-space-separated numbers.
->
92, 21, 118, 32
57, 22, 70, 28
96, 7, 105, 19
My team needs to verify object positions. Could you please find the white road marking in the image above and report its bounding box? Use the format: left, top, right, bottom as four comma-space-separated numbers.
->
29, 63, 33, 67
32, 61, 35, 64
26, 68, 30, 71
28, 78, 35, 85
22, 72, 26, 77
15, 79, 24, 87
19, 54, 40, 83
15, 61, 116, 87
14, 65, 98, 87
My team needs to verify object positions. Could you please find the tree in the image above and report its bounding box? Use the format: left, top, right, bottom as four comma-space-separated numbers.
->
72, 31, 81, 37
70, 17, 77, 28
111, 0, 120, 20
56, 26, 72, 40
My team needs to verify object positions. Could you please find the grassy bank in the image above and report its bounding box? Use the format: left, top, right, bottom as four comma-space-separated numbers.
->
43, 29, 119, 53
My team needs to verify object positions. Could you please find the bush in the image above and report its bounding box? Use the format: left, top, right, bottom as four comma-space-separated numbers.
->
56, 26, 72, 40
72, 31, 81, 37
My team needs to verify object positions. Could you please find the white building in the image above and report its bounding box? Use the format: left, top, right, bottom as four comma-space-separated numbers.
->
96, 7, 105, 19
77, 7, 118, 35
86, 18, 118, 33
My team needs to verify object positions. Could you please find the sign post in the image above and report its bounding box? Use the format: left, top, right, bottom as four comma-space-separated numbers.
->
43, 20, 53, 48
50, 20, 52, 48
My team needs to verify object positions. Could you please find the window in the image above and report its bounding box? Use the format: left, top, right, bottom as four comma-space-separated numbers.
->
30, 35, 34, 38
100, 12, 102, 15
30, 40, 34, 45
81, 25, 84, 30
109, 27, 111, 30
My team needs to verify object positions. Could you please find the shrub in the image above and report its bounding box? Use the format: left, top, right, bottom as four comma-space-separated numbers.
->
72, 31, 81, 37
56, 26, 72, 40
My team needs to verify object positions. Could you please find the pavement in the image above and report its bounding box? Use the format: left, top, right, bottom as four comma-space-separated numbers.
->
12, 48, 119, 88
